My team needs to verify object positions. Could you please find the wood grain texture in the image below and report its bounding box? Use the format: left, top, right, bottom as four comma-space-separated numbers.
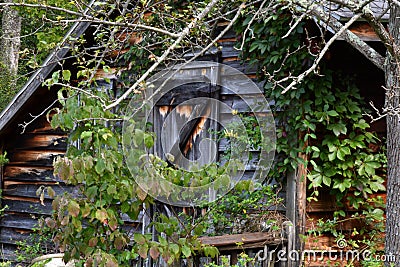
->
199, 232, 285, 249
3, 182, 75, 199
3, 166, 59, 182
16, 134, 67, 150
7, 150, 64, 166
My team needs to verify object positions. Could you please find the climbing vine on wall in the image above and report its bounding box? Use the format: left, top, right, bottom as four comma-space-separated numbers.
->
236, 4, 386, 260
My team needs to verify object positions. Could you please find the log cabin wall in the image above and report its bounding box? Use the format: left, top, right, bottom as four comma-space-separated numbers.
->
0, 25, 284, 262
0, 118, 68, 260
0, 86, 69, 260
0, 20, 386, 265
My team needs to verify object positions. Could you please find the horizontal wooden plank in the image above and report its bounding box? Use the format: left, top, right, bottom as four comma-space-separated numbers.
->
199, 232, 284, 249
0, 213, 42, 230
0, 227, 32, 245
7, 150, 64, 167
4, 166, 61, 182
307, 192, 386, 213
15, 134, 67, 150
305, 233, 384, 252
219, 41, 240, 58
0, 243, 18, 261
219, 60, 258, 75
2, 198, 54, 215
219, 95, 274, 114
3, 182, 76, 200
155, 83, 216, 106
306, 211, 383, 232
307, 194, 337, 212
219, 152, 267, 171
349, 23, 379, 42
220, 79, 264, 95
215, 27, 237, 39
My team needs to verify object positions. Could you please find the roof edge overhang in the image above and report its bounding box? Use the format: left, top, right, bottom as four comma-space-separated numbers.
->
0, 2, 95, 133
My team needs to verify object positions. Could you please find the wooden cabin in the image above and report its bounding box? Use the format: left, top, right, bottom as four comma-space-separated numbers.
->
0, 2, 388, 266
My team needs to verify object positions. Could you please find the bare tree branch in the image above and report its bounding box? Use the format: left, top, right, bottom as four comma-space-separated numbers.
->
105, 0, 221, 110
0, 2, 181, 38
282, 13, 362, 94
301, 1, 386, 69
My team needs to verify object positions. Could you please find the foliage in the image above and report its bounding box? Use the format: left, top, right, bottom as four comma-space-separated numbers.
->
40, 2, 279, 265
49, 89, 145, 265
16, 0, 77, 70
0, 151, 8, 166
0, 64, 16, 112
48, 84, 235, 265
204, 252, 255, 267
4, 0, 389, 266
236, 2, 386, 259
15, 218, 57, 264
201, 182, 284, 235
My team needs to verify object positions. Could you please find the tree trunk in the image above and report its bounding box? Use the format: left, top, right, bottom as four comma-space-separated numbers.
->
1, 0, 21, 82
384, 4, 400, 266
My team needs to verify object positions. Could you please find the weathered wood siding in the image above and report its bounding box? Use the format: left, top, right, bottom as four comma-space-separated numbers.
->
0, 27, 278, 262
0, 114, 70, 260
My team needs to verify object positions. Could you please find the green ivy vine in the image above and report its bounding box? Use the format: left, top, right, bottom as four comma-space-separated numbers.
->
236, 3, 386, 262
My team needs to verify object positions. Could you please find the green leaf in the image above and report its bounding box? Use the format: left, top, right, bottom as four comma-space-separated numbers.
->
203, 246, 219, 258
322, 176, 331, 186
139, 245, 149, 259
52, 71, 60, 84
328, 151, 336, 161
134, 234, 147, 245
169, 243, 180, 255
159, 236, 168, 247
68, 201, 80, 217
336, 149, 345, 161
47, 186, 56, 198
62, 70, 71, 81
87, 186, 98, 200
181, 245, 191, 258
326, 110, 339, 117
95, 158, 106, 174
328, 123, 347, 136
95, 209, 108, 223
144, 133, 154, 149
308, 172, 322, 187
81, 131, 93, 140
133, 129, 144, 146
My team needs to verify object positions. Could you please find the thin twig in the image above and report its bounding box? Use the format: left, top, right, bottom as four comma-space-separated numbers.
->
281, 13, 361, 94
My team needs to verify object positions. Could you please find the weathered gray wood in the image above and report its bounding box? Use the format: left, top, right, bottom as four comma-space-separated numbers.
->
0, 214, 41, 230
0, 227, 31, 245
154, 83, 217, 106
285, 171, 296, 228
2, 198, 53, 215
384, 5, 400, 265
3, 166, 60, 182
199, 232, 284, 248
0, 244, 18, 260
3, 182, 74, 199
